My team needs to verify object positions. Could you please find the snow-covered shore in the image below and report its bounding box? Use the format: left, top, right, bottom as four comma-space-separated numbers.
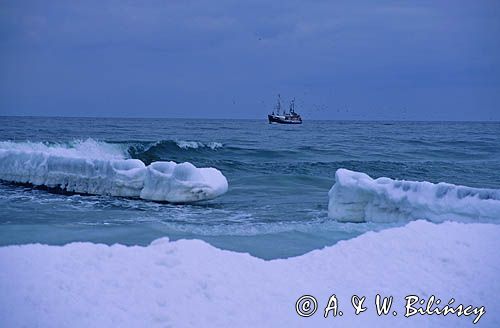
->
1, 220, 498, 327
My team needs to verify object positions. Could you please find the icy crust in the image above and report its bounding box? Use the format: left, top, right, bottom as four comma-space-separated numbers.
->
140, 161, 228, 202
0, 221, 499, 327
329, 169, 500, 223
0, 149, 228, 203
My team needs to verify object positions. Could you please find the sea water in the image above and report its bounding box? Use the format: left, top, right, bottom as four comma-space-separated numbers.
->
1, 116, 499, 259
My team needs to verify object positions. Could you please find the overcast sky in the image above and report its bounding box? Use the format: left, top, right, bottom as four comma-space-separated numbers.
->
0, 0, 499, 120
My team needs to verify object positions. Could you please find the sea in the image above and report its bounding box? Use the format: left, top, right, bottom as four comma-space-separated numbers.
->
1, 116, 499, 259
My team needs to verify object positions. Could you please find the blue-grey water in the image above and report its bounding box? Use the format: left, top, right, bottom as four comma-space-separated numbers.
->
1, 117, 499, 259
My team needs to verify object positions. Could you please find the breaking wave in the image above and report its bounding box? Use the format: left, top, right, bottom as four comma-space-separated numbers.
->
176, 141, 223, 150
126, 140, 225, 164
0, 139, 127, 160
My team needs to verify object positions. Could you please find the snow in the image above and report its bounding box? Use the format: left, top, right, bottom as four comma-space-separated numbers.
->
0, 141, 228, 203
0, 220, 499, 327
329, 168, 500, 223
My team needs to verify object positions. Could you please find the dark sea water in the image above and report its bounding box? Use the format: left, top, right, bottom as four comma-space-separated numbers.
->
1, 117, 499, 259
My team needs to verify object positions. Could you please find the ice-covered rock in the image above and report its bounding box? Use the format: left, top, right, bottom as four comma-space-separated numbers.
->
0, 142, 228, 203
328, 168, 500, 222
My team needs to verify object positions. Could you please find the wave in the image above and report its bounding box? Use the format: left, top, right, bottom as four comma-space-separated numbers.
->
328, 169, 500, 223
0, 140, 228, 203
0, 138, 127, 160
125, 140, 225, 164
176, 141, 223, 150
123, 139, 354, 167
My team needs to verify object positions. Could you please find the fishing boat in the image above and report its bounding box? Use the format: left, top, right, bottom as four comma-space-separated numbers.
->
268, 95, 302, 124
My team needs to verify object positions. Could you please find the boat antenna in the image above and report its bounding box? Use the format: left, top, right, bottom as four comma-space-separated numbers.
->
276, 94, 281, 115
290, 98, 295, 113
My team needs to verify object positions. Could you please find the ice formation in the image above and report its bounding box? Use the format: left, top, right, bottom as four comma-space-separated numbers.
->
0, 141, 228, 202
0, 220, 498, 327
328, 169, 500, 223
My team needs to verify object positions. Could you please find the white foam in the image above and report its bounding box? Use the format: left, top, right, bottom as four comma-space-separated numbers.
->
176, 140, 223, 150
0, 220, 498, 327
329, 168, 500, 223
0, 141, 228, 202
0, 138, 127, 160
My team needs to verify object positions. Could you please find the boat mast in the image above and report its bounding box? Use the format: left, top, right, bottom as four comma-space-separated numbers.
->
275, 94, 281, 115
289, 98, 295, 113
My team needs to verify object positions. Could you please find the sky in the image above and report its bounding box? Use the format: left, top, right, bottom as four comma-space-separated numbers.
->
0, 0, 499, 120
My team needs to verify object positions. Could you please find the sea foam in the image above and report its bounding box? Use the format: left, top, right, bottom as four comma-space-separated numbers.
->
0, 140, 228, 203
329, 169, 500, 223
176, 140, 223, 150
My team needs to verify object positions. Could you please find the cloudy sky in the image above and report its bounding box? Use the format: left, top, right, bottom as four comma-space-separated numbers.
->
0, 0, 499, 120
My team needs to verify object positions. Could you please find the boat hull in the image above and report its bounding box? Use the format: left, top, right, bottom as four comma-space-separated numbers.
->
268, 115, 302, 124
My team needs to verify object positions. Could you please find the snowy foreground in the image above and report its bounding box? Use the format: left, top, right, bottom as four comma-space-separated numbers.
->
0, 140, 228, 203
1, 220, 499, 328
329, 169, 500, 223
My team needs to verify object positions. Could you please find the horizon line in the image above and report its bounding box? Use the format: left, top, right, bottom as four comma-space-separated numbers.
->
1, 114, 499, 123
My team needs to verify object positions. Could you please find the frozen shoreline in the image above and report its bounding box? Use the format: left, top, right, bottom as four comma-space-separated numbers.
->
1, 220, 499, 327
0, 140, 228, 203
329, 169, 500, 223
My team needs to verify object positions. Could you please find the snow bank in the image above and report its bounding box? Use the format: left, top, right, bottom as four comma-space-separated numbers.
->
0, 220, 498, 327
329, 169, 500, 223
0, 141, 228, 202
